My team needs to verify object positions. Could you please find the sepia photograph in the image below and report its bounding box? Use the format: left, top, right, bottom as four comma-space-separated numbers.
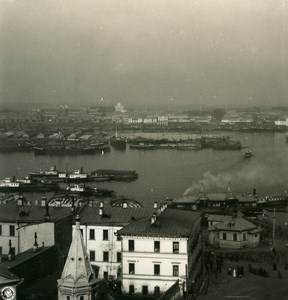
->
0, 1, 288, 299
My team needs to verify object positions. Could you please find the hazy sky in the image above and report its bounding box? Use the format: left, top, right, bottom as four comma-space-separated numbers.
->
0, 0, 287, 107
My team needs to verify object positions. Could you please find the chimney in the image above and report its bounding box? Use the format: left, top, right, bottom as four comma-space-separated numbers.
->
41, 197, 46, 207
151, 213, 157, 225
44, 203, 51, 222
99, 208, 103, 216
253, 188, 257, 196
153, 202, 158, 209
100, 201, 104, 208
33, 232, 38, 251
123, 202, 127, 209
8, 240, 12, 261
34, 199, 39, 205
17, 197, 23, 206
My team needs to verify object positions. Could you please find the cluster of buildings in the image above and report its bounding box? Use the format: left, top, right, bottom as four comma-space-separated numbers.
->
0, 104, 288, 130
0, 192, 264, 299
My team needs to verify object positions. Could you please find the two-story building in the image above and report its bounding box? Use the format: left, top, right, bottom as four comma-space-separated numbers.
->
0, 200, 72, 260
76, 204, 154, 280
117, 209, 202, 297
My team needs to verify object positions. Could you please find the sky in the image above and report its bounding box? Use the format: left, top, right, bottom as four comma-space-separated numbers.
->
0, 0, 287, 108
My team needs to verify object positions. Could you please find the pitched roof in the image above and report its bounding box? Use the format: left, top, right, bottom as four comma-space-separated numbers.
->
0, 203, 72, 223
59, 217, 96, 286
118, 209, 201, 237
213, 216, 260, 232
78, 206, 155, 226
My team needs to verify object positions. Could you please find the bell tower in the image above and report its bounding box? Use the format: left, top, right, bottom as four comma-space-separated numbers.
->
57, 215, 97, 300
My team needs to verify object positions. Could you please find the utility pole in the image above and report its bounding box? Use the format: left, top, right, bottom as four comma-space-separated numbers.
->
272, 208, 276, 249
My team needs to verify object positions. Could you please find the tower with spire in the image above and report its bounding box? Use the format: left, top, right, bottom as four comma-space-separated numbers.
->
57, 215, 98, 300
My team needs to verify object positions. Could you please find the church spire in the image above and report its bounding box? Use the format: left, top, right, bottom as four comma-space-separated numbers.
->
58, 215, 97, 299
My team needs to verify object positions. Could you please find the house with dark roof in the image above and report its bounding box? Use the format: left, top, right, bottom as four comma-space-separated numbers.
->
209, 214, 262, 249
0, 200, 72, 261
0, 266, 23, 300
117, 208, 202, 297
76, 203, 155, 281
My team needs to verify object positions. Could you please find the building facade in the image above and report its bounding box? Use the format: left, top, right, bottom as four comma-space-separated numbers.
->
118, 209, 202, 297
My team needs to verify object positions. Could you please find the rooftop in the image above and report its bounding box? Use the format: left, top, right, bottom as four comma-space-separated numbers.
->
212, 216, 260, 232
78, 206, 155, 226
118, 209, 201, 237
0, 202, 72, 223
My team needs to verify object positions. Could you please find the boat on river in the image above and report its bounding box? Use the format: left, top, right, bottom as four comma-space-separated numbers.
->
244, 149, 253, 159
91, 169, 138, 181
0, 176, 59, 192
63, 184, 115, 197
129, 143, 155, 150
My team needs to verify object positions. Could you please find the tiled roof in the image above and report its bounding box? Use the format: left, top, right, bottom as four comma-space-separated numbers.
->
0, 203, 72, 223
207, 214, 231, 222
118, 209, 201, 237
79, 206, 155, 226
0, 246, 54, 270
172, 196, 198, 204
213, 216, 259, 232
206, 193, 237, 201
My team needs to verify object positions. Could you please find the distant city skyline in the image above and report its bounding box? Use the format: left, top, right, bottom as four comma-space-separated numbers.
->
1, 0, 287, 107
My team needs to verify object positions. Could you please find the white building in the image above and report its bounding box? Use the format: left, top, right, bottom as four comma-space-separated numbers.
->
115, 103, 126, 113
275, 117, 288, 126
76, 205, 154, 280
118, 208, 202, 297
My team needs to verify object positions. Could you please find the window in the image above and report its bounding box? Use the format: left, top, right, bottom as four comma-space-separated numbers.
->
154, 286, 160, 296
142, 286, 148, 295
90, 250, 95, 261
154, 241, 160, 252
154, 264, 160, 276
129, 285, 135, 294
103, 230, 108, 240
0, 247, 2, 255
223, 233, 227, 240
0, 225, 2, 235
79, 297, 84, 300
117, 252, 122, 263
128, 240, 134, 252
89, 229, 95, 240
66, 297, 70, 300
129, 263, 135, 274
9, 225, 15, 237
80, 229, 83, 236
233, 233, 237, 241
103, 272, 108, 280
243, 233, 246, 241
103, 251, 109, 262
173, 242, 179, 253
117, 234, 121, 241
173, 265, 179, 277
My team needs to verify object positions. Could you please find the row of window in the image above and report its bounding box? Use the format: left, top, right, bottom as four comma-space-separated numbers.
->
83, 229, 121, 241
128, 240, 180, 253
128, 263, 179, 277
0, 225, 15, 237
221, 232, 247, 241
89, 250, 122, 263
129, 285, 160, 295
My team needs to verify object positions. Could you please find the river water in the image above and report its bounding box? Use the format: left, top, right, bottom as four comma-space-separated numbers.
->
0, 131, 287, 207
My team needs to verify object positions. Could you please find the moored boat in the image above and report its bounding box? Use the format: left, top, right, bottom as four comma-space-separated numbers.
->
244, 149, 253, 159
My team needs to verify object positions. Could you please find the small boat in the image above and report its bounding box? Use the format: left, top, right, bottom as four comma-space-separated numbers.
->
244, 149, 253, 159
63, 184, 115, 197
91, 169, 138, 181
129, 143, 155, 150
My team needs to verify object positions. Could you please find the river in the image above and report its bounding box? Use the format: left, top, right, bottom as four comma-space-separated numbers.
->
0, 131, 287, 207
